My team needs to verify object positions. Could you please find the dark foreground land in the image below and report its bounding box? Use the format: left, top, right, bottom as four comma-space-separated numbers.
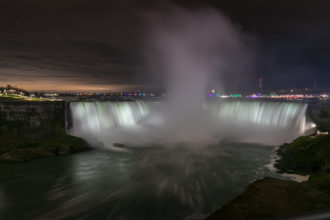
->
0, 120, 90, 162
207, 134, 330, 220
207, 175, 330, 220
0, 100, 90, 162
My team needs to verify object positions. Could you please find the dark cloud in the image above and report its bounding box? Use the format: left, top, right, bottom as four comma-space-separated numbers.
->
0, 0, 329, 90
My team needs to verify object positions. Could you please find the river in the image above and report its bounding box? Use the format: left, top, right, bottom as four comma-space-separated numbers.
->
0, 142, 283, 220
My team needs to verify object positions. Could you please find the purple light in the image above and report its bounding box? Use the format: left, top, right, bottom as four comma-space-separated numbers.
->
248, 95, 259, 98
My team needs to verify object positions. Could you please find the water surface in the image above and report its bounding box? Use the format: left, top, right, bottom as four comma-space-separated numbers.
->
0, 142, 282, 220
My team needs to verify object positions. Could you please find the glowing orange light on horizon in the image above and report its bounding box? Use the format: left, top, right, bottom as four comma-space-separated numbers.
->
1, 81, 140, 92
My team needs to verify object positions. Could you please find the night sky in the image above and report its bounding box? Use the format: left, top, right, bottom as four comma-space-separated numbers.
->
0, 0, 330, 91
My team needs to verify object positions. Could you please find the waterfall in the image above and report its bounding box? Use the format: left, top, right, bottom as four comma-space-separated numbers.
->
69, 100, 315, 146
212, 101, 312, 131
70, 101, 153, 133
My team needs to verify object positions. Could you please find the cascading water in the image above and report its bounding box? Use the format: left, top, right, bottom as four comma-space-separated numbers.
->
1, 99, 317, 220
211, 101, 315, 132
70, 101, 152, 132
69, 100, 315, 147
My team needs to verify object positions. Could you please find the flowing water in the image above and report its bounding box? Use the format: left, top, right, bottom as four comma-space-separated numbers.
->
0, 100, 315, 220
0, 142, 283, 220
69, 100, 315, 146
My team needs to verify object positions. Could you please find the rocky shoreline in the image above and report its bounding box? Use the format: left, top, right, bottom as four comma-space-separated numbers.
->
0, 100, 90, 162
206, 134, 330, 220
0, 129, 90, 162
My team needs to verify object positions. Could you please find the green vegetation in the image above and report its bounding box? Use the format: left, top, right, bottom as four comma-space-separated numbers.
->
275, 134, 330, 175
207, 134, 330, 219
206, 176, 330, 220
0, 109, 90, 162
0, 122, 90, 162
308, 102, 330, 132
308, 174, 330, 193
0, 93, 53, 101
0, 84, 29, 95
0, 84, 55, 101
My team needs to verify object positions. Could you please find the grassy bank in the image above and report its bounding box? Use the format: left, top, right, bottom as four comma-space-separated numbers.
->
0, 93, 53, 101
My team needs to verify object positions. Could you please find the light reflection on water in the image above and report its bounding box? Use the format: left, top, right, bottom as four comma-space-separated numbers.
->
0, 143, 283, 220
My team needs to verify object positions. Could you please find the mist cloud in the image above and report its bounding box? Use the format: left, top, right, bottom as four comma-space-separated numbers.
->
145, 5, 255, 94
141, 5, 254, 142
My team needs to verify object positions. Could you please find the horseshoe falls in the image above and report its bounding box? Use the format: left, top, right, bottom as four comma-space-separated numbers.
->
69, 100, 315, 146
